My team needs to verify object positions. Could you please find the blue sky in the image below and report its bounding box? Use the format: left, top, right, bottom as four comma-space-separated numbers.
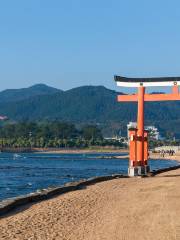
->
0, 0, 180, 92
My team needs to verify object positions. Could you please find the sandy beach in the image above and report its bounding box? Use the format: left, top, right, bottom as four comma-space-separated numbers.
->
150, 151, 180, 162
33, 148, 128, 154
0, 167, 180, 240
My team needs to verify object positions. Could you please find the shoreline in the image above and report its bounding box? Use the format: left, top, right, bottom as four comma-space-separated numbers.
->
34, 148, 180, 162
36, 150, 180, 163
0, 164, 180, 217
1, 147, 128, 154
0, 153, 179, 217
33, 148, 128, 154
1, 147, 180, 162
0, 166, 180, 239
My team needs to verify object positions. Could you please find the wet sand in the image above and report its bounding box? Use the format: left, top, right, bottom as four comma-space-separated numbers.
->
34, 148, 180, 161
0, 168, 180, 240
33, 147, 128, 154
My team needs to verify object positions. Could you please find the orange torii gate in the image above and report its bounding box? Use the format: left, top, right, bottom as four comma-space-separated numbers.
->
114, 76, 180, 176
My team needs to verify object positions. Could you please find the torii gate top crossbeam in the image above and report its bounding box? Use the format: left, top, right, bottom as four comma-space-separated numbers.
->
114, 75, 180, 87
115, 75, 180, 101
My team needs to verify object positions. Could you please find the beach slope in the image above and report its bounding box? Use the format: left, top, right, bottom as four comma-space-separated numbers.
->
0, 169, 180, 240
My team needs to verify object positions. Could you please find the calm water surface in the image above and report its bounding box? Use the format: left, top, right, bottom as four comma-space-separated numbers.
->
0, 152, 178, 201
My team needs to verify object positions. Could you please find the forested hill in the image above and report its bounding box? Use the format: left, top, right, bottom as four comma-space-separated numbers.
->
0, 85, 130, 122
0, 84, 180, 136
0, 84, 60, 103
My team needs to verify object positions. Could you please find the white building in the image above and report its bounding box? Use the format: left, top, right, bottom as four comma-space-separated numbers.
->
145, 126, 160, 140
127, 122, 160, 140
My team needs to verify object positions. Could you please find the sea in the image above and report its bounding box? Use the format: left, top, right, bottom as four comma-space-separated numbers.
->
0, 152, 178, 201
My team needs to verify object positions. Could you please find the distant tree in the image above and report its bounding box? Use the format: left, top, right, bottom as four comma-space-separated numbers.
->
82, 125, 102, 140
0, 121, 129, 149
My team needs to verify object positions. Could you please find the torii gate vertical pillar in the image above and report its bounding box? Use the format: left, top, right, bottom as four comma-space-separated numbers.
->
137, 86, 145, 165
128, 86, 149, 176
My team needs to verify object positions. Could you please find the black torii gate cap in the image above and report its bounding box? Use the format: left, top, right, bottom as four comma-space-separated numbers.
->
114, 76, 180, 83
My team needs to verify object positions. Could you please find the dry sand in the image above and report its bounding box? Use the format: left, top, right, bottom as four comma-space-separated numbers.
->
150, 152, 180, 162
0, 168, 180, 240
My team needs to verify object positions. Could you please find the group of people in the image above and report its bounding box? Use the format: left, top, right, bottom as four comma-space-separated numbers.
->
160, 149, 175, 157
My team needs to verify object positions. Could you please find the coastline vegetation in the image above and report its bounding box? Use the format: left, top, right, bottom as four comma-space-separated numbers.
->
0, 122, 126, 149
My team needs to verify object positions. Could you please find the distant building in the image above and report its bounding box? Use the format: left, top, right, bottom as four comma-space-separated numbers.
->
104, 136, 128, 144
127, 122, 160, 140
105, 136, 123, 142
145, 126, 160, 140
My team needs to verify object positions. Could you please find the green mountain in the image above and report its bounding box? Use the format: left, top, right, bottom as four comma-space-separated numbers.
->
0, 84, 60, 103
0, 86, 133, 121
0, 85, 179, 137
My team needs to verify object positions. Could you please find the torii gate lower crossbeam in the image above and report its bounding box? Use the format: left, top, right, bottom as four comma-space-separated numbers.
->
115, 76, 180, 176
